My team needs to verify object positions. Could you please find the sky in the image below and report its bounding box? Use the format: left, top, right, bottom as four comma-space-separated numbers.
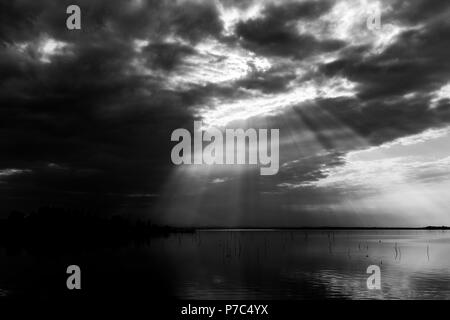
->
0, 0, 450, 226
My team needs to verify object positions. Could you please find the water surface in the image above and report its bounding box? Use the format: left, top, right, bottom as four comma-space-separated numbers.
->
0, 230, 449, 299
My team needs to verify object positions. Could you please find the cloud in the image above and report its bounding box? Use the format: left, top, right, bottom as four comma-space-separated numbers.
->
201, 77, 357, 127
0, 168, 32, 177
235, 1, 345, 60
1, 0, 450, 225
293, 126, 450, 189
211, 178, 227, 184
321, 17, 450, 100
430, 83, 450, 109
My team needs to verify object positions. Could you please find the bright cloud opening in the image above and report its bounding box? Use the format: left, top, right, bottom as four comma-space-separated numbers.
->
200, 77, 357, 127
38, 37, 70, 63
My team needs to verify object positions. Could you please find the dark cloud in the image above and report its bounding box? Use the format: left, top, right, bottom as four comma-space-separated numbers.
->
0, 0, 224, 43
321, 20, 450, 100
0, 0, 222, 216
235, 68, 297, 93
236, 1, 344, 59
1, 0, 450, 226
315, 14, 450, 147
389, 0, 450, 25
298, 96, 450, 145
143, 43, 196, 71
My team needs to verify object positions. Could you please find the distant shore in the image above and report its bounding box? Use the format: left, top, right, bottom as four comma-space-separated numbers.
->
193, 226, 450, 230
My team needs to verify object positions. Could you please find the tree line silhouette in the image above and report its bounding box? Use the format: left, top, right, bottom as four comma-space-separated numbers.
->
0, 206, 193, 254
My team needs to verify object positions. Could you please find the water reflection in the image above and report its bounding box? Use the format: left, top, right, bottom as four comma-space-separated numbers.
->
0, 230, 449, 299
163, 230, 450, 299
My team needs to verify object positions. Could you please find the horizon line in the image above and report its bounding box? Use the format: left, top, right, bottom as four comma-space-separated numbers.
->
188, 226, 450, 230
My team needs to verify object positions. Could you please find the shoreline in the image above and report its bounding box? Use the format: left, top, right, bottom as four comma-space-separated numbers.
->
192, 226, 450, 231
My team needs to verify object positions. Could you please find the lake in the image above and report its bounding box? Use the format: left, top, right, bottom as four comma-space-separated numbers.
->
0, 230, 449, 299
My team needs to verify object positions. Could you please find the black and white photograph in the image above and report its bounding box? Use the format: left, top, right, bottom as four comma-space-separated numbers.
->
0, 0, 450, 315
